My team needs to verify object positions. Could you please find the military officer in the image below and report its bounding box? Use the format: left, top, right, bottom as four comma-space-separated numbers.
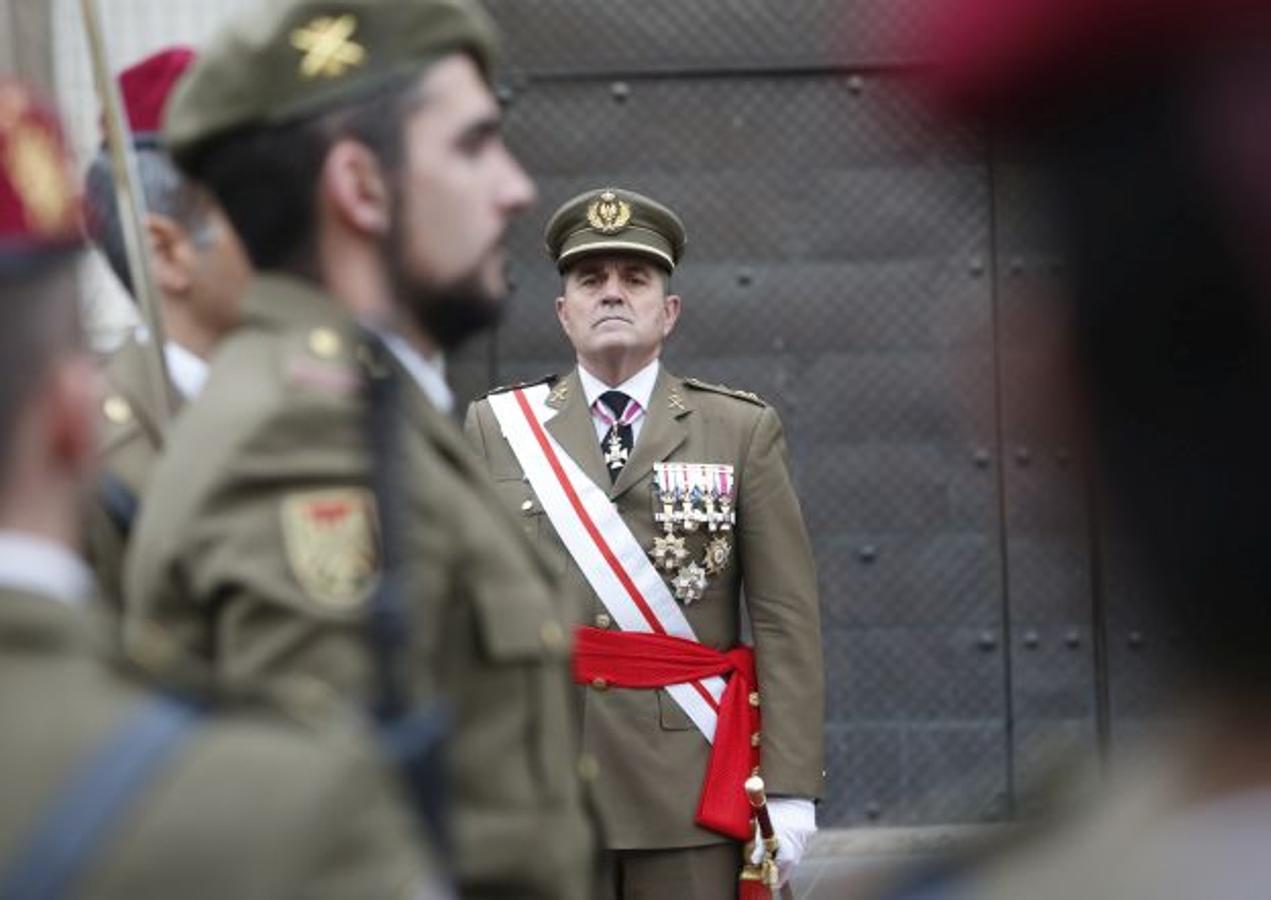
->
83, 46, 251, 609
124, 1, 595, 897
0, 79, 440, 900
465, 189, 825, 898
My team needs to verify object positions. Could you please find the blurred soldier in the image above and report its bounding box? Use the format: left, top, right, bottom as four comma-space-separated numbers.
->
0, 79, 440, 900
465, 189, 825, 898
125, 1, 595, 896
871, 1, 1271, 898
82, 47, 250, 608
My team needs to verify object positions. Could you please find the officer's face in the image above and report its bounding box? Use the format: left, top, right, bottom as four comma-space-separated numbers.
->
556, 254, 681, 366
390, 54, 536, 344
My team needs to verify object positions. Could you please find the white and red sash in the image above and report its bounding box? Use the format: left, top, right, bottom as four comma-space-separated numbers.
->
487, 383, 726, 739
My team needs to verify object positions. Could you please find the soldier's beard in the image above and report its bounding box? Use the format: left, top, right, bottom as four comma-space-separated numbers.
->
385, 219, 505, 353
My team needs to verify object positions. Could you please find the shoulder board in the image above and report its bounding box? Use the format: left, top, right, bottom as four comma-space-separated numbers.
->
480, 373, 557, 399
682, 377, 766, 406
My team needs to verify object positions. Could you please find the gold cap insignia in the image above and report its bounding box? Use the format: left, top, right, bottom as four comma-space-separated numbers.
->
291, 14, 367, 80
587, 190, 632, 234
7, 123, 73, 236
281, 489, 379, 608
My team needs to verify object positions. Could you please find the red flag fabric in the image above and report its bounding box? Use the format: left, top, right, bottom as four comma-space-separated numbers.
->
572, 626, 760, 841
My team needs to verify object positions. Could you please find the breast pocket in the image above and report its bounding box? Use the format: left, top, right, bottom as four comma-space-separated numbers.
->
469, 579, 574, 802
657, 688, 699, 731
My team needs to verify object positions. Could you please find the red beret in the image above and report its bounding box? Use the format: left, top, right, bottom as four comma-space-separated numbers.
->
117, 46, 196, 139
917, 0, 1271, 120
0, 81, 81, 262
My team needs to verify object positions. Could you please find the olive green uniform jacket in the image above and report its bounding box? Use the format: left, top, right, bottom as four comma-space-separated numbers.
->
125, 274, 595, 899
0, 586, 436, 899
465, 365, 825, 849
86, 335, 180, 611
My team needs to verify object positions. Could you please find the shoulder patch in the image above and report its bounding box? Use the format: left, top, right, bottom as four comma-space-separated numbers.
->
481, 373, 557, 399
280, 489, 380, 610
682, 377, 766, 407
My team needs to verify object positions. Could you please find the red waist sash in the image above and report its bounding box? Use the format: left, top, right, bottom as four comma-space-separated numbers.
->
572, 626, 760, 841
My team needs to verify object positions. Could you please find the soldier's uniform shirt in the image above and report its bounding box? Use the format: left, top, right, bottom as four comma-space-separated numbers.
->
125, 273, 595, 899
579, 358, 659, 444
0, 532, 438, 899
465, 365, 826, 850
86, 335, 207, 609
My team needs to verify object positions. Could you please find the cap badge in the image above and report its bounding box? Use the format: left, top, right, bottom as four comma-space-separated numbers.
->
291, 14, 367, 80
587, 190, 631, 234
7, 124, 72, 235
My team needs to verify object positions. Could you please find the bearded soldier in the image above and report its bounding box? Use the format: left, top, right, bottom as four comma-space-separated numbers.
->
125, 1, 595, 896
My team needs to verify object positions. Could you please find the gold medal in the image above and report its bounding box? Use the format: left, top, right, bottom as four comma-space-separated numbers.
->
703, 536, 732, 576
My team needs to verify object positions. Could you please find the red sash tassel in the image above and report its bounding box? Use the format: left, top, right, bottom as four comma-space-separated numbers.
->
572, 626, 760, 841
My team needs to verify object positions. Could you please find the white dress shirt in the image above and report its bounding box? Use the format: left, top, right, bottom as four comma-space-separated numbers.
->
579, 359, 660, 444
164, 341, 209, 401
0, 531, 94, 606
377, 331, 454, 414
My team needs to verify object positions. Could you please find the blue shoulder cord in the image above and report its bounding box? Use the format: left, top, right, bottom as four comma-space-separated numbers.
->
0, 695, 202, 899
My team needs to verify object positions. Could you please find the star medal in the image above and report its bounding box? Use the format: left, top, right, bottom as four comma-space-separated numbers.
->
703, 536, 732, 576
604, 426, 629, 472
652, 533, 690, 572
672, 562, 708, 604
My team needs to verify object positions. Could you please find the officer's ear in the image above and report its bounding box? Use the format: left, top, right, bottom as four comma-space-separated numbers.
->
144, 213, 194, 297
661, 293, 682, 338
320, 138, 391, 237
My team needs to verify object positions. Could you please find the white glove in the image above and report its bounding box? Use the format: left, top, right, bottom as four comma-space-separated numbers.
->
749, 797, 817, 887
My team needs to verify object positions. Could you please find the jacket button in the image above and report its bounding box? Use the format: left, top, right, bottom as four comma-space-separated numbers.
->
595, 613, 612, 629
591, 678, 609, 692
539, 622, 566, 653
521, 499, 535, 513
749, 692, 761, 708
577, 753, 600, 782
751, 731, 762, 748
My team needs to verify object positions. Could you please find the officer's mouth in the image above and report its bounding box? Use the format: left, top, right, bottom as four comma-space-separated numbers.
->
593, 315, 633, 328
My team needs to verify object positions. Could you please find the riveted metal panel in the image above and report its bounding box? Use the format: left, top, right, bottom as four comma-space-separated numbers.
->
484, 0, 929, 75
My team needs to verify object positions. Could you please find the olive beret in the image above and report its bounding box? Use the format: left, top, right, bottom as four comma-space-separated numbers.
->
544, 187, 687, 273
164, 0, 498, 165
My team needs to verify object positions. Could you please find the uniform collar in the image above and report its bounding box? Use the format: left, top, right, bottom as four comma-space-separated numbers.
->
578, 358, 660, 414
0, 532, 93, 606
376, 330, 454, 414
163, 341, 208, 401
240, 272, 353, 334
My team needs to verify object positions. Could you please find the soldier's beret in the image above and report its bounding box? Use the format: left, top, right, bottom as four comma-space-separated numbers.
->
544, 187, 687, 274
164, 0, 498, 166
0, 81, 82, 271
118, 46, 196, 145
917, 0, 1271, 120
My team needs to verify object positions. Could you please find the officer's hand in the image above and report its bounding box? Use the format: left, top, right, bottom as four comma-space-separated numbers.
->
749, 797, 817, 887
